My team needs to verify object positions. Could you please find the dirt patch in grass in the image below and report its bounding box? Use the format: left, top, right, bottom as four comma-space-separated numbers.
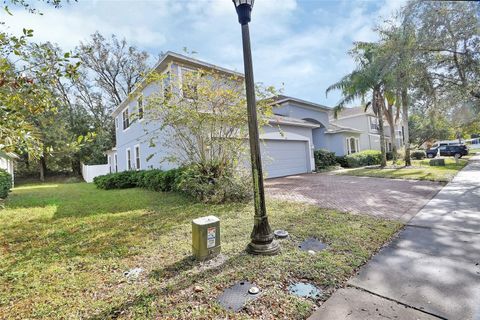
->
0, 182, 401, 319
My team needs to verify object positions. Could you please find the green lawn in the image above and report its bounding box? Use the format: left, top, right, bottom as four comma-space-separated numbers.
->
0, 182, 401, 319
338, 157, 469, 182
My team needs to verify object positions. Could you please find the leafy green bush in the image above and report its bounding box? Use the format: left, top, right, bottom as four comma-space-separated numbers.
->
0, 169, 12, 199
411, 150, 426, 160
176, 164, 251, 204
94, 168, 185, 192
314, 149, 337, 170
93, 171, 139, 190
335, 156, 349, 168
346, 150, 382, 168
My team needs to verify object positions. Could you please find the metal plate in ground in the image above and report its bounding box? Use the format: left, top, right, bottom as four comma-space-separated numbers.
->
298, 237, 327, 252
274, 229, 289, 239
217, 281, 261, 312
288, 282, 322, 299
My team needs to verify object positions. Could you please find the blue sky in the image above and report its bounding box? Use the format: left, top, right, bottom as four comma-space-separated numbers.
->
4, 0, 406, 107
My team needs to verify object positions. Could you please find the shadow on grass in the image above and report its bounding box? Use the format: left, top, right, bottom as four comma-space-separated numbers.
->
87, 252, 247, 320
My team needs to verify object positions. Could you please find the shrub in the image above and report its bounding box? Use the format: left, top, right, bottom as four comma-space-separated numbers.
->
346, 150, 382, 168
314, 149, 337, 170
335, 155, 349, 168
176, 164, 251, 204
411, 150, 426, 160
0, 169, 12, 199
93, 171, 139, 190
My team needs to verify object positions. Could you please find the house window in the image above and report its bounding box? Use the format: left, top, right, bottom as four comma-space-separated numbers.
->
181, 67, 198, 99
108, 156, 112, 173
346, 137, 360, 155
114, 154, 118, 173
135, 145, 141, 170
137, 97, 144, 120
122, 108, 130, 130
369, 117, 379, 131
163, 71, 171, 98
126, 148, 132, 170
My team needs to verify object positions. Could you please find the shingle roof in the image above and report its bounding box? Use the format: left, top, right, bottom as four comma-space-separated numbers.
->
330, 106, 375, 119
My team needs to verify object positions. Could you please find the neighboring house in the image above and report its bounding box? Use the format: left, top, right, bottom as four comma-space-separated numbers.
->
271, 96, 363, 156
330, 106, 404, 154
0, 151, 18, 185
103, 52, 404, 181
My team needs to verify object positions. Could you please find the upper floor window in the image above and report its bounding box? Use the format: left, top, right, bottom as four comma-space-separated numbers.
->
369, 117, 379, 131
181, 67, 198, 100
137, 97, 144, 120
163, 71, 172, 98
122, 108, 130, 130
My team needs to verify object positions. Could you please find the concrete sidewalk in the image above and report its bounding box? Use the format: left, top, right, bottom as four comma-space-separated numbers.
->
309, 155, 480, 320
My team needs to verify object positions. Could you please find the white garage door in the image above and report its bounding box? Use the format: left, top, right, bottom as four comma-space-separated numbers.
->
261, 140, 309, 178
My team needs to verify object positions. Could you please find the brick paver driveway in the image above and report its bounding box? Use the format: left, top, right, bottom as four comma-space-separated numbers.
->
265, 173, 444, 222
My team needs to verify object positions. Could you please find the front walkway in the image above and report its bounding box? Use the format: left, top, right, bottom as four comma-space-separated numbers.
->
266, 173, 443, 222
309, 155, 480, 320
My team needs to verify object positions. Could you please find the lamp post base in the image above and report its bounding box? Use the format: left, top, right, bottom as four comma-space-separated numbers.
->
246, 240, 280, 255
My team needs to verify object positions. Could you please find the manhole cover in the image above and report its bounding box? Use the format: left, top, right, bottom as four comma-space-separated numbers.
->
274, 229, 289, 239
217, 281, 261, 312
298, 237, 327, 252
288, 282, 322, 299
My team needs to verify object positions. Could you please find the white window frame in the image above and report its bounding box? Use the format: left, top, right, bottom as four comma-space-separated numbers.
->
126, 148, 132, 170
122, 107, 130, 131
179, 66, 197, 99
137, 97, 144, 122
346, 136, 360, 155
134, 144, 141, 170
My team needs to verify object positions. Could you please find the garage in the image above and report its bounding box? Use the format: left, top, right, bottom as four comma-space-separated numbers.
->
261, 140, 310, 178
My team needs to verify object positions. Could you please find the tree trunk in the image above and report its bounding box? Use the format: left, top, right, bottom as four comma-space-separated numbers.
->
377, 96, 387, 168
374, 89, 387, 168
39, 156, 47, 182
388, 115, 398, 162
402, 88, 411, 166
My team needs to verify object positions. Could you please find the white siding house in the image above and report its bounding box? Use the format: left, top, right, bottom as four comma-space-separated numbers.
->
92, 52, 399, 183
105, 52, 318, 179
0, 152, 18, 185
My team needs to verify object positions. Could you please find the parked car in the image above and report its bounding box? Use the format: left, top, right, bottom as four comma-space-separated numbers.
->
426, 144, 469, 158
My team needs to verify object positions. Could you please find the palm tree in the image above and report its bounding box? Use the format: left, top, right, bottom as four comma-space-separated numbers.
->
326, 42, 392, 167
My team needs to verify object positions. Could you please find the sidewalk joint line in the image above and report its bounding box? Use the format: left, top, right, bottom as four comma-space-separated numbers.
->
347, 284, 447, 320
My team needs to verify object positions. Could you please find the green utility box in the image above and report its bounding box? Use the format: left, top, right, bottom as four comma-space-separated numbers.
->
192, 216, 221, 261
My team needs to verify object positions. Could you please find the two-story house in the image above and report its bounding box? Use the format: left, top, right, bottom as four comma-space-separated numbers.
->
106, 52, 322, 179
330, 106, 404, 154
103, 52, 402, 181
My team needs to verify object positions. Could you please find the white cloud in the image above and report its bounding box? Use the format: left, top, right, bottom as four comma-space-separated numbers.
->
2, 0, 404, 106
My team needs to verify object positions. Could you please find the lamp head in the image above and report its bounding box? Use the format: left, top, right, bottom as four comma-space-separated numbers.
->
232, 0, 254, 25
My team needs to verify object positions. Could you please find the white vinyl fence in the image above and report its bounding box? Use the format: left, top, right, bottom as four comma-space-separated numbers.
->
81, 163, 110, 183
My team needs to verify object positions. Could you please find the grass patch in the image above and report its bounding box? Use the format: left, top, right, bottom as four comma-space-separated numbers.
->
338, 157, 468, 182
0, 182, 401, 319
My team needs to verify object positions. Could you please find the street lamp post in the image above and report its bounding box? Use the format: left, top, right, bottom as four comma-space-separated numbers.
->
232, 0, 280, 255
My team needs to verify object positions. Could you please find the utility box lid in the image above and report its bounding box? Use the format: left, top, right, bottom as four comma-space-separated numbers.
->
192, 215, 219, 226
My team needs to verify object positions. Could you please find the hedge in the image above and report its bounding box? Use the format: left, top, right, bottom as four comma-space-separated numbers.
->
93, 168, 184, 192
345, 150, 382, 168
314, 149, 337, 170
0, 169, 12, 199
